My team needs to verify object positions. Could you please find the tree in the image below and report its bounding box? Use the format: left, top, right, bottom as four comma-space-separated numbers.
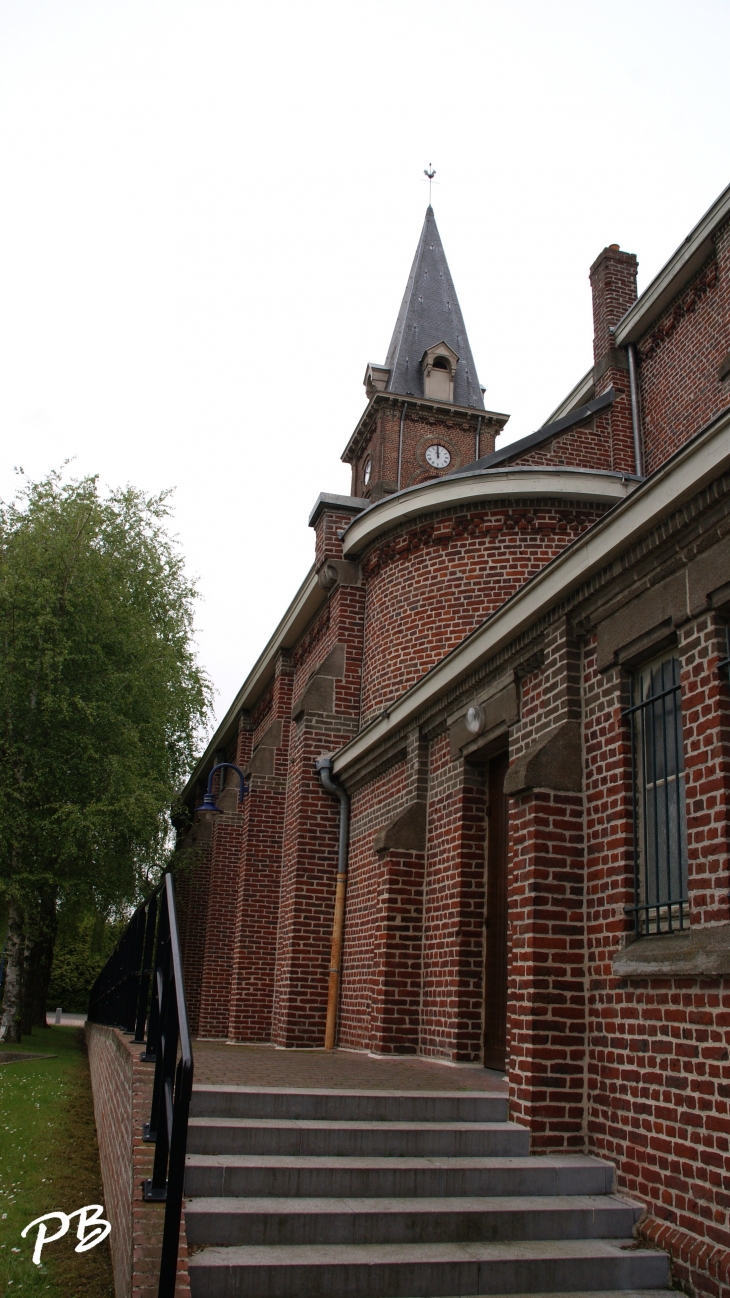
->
0, 471, 212, 1041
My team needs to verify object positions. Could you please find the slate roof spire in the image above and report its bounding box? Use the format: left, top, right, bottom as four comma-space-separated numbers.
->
383, 206, 484, 410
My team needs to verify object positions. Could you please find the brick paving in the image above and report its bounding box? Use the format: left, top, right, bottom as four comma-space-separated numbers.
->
192, 1040, 507, 1091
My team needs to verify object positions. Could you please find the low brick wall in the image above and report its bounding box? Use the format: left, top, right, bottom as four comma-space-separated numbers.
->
86, 1023, 190, 1298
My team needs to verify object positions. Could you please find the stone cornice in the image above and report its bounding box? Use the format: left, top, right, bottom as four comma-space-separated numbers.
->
340, 392, 509, 466
342, 467, 635, 559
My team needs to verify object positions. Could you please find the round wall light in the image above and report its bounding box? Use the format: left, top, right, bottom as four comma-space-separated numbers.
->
465, 704, 485, 735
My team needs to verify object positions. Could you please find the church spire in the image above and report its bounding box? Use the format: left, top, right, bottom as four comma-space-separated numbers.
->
378, 206, 484, 411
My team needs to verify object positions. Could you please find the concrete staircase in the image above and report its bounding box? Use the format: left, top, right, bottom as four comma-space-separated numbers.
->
184, 1085, 670, 1297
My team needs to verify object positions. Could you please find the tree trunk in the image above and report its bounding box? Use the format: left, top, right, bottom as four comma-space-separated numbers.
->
21, 930, 36, 1035
20, 892, 57, 1032
0, 898, 25, 1043
34, 903, 57, 1027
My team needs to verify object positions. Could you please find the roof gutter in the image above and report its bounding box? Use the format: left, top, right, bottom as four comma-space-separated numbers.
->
626, 342, 644, 478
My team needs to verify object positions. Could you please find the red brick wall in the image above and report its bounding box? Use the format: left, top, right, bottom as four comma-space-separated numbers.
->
272, 574, 365, 1047
508, 787, 586, 1149
368, 847, 427, 1055
506, 622, 587, 1149
197, 808, 246, 1038
228, 661, 293, 1043
360, 502, 604, 724
638, 225, 730, 476
339, 757, 410, 1051
271, 712, 355, 1047
420, 734, 486, 1061
315, 507, 362, 567
86, 1024, 189, 1298
175, 828, 213, 1038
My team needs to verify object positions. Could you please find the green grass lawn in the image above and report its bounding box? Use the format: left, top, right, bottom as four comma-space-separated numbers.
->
0, 1026, 114, 1296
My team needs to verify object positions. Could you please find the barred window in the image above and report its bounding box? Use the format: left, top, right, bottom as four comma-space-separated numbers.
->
628, 654, 688, 934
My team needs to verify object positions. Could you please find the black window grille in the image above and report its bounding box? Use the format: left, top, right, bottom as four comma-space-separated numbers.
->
626, 654, 688, 934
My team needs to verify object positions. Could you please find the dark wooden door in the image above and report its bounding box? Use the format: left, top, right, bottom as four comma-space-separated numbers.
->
484, 750, 509, 1071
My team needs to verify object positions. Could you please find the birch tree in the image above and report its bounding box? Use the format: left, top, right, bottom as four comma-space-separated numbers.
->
0, 472, 211, 1042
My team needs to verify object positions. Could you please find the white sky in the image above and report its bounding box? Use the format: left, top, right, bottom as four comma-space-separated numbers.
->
1, 0, 729, 730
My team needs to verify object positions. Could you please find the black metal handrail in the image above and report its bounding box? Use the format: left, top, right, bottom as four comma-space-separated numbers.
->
88, 872, 193, 1298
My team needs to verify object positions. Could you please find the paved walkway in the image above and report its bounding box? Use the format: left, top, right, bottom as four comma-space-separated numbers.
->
192, 1041, 507, 1091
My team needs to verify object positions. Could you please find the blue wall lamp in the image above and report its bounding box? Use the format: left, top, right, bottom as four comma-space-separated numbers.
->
195, 762, 248, 822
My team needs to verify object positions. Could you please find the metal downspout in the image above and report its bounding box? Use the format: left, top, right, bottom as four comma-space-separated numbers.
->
626, 342, 644, 477
475, 414, 482, 461
315, 755, 350, 1050
397, 401, 407, 490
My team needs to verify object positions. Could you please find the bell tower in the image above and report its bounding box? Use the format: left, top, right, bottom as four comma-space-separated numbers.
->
343, 207, 509, 500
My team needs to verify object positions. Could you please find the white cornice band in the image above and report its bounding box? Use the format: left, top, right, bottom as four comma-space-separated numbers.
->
342, 467, 636, 558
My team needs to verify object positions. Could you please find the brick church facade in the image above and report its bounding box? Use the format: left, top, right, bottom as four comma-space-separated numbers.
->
178, 184, 730, 1297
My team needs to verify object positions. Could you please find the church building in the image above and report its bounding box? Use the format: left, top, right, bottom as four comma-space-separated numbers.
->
177, 182, 730, 1297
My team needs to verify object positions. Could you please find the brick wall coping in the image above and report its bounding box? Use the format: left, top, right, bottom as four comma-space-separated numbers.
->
615, 179, 730, 346
308, 492, 368, 527
181, 565, 323, 801
341, 465, 634, 557
332, 400, 730, 778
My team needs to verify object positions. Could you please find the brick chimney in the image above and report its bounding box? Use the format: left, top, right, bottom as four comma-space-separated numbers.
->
589, 244, 639, 474
590, 244, 638, 373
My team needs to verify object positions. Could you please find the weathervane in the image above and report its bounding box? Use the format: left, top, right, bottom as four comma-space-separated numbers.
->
423, 164, 436, 204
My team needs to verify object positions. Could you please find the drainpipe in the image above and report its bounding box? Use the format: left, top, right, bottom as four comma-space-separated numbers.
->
475, 415, 482, 462
626, 342, 644, 478
315, 755, 350, 1050
397, 401, 407, 490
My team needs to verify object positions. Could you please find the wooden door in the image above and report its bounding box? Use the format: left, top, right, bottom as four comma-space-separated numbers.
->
484, 750, 509, 1071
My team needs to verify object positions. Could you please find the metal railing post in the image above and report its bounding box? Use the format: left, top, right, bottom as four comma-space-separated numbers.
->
134, 894, 158, 1044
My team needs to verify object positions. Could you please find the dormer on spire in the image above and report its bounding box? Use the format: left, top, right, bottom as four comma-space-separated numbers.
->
421, 342, 458, 403
364, 206, 484, 410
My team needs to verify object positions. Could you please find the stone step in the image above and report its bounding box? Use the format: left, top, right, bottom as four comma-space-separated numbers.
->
186, 1237, 670, 1297
184, 1193, 642, 1247
186, 1118, 530, 1159
190, 1086, 508, 1125
185, 1153, 615, 1200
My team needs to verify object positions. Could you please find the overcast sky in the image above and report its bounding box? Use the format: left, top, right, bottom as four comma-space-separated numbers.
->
1, 0, 729, 732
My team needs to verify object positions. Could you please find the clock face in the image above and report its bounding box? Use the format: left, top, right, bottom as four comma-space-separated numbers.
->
425, 443, 451, 469
363, 457, 372, 486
